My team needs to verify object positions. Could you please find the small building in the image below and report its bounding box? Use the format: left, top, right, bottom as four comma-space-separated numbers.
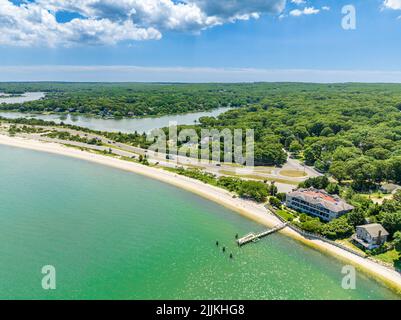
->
286, 188, 354, 222
352, 224, 389, 250
380, 183, 401, 195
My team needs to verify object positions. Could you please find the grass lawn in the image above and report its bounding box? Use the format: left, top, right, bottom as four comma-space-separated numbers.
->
374, 249, 401, 270
357, 192, 393, 205
276, 209, 295, 222
279, 169, 307, 178
336, 239, 366, 255
219, 170, 267, 181
253, 167, 274, 174
219, 170, 299, 185
223, 163, 244, 168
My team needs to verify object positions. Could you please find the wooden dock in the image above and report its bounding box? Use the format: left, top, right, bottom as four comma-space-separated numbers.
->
237, 223, 288, 246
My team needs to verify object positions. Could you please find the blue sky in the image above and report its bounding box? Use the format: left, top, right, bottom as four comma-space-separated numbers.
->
1, 0, 401, 82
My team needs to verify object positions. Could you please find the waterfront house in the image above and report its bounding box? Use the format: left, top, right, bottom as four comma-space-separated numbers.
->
285, 188, 354, 222
352, 224, 389, 250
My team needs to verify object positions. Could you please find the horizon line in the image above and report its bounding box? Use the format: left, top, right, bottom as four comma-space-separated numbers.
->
1, 65, 401, 83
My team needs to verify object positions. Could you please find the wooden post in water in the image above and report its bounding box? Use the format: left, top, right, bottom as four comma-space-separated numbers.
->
216, 241, 219, 247
222, 246, 226, 253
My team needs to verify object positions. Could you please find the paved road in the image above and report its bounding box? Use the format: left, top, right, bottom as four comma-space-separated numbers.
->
6, 123, 321, 191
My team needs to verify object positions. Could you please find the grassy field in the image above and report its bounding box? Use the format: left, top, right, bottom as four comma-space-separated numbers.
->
279, 170, 307, 178
219, 170, 267, 180
218, 170, 299, 185
253, 167, 274, 174
276, 209, 295, 222
374, 249, 401, 270
336, 239, 366, 255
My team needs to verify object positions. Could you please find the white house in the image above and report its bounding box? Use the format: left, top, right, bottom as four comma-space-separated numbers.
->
352, 224, 389, 250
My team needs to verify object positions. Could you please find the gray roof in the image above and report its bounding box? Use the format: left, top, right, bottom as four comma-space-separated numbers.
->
287, 188, 354, 213
357, 224, 389, 237
380, 183, 401, 193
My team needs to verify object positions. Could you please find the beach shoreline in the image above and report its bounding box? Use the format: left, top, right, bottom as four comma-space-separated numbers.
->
1, 134, 401, 296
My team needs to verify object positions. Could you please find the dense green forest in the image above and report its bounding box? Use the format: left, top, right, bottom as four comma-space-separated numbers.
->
0, 82, 261, 117
1, 82, 401, 186
183, 83, 401, 186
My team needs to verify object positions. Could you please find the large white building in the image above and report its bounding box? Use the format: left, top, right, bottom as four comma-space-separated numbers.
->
286, 188, 354, 222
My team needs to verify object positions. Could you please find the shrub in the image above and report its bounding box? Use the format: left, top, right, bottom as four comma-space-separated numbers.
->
299, 176, 330, 190
321, 217, 354, 240
347, 209, 366, 227
276, 192, 287, 202
301, 218, 323, 233
269, 197, 282, 208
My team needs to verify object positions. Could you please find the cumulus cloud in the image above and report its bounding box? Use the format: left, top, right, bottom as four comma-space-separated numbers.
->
291, 0, 306, 5
383, 0, 401, 10
0, 0, 286, 46
191, 0, 285, 19
289, 6, 320, 17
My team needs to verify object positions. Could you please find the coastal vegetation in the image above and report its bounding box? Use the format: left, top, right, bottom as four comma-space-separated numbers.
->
46, 131, 103, 146
167, 167, 269, 203
0, 116, 152, 148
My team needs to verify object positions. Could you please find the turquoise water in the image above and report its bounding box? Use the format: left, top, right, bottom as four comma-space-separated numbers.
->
0, 145, 399, 300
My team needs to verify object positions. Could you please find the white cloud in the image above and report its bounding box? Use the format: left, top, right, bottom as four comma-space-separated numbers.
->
192, 0, 285, 19
291, 0, 306, 5
383, 0, 401, 10
289, 6, 320, 17
0, 0, 286, 47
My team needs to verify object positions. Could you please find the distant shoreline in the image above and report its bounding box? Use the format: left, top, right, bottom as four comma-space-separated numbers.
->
0, 106, 233, 121
0, 134, 400, 296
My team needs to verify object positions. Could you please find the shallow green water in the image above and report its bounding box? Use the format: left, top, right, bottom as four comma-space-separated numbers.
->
0, 145, 399, 300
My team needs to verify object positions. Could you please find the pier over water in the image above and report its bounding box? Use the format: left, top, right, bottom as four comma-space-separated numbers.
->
237, 223, 288, 246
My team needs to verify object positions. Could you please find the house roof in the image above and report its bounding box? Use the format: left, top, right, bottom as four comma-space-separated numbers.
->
357, 224, 389, 238
287, 188, 354, 213
380, 183, 401, 193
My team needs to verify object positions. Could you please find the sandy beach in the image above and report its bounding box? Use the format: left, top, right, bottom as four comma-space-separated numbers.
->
1, 134, 401, 296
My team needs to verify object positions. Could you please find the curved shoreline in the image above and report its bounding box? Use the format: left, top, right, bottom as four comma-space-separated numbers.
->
0, 134, 401, 297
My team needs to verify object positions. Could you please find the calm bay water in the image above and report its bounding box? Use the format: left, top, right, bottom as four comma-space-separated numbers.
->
0, 144, 399, 300
0, 92, 45, 104
0, 107, 231, 133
